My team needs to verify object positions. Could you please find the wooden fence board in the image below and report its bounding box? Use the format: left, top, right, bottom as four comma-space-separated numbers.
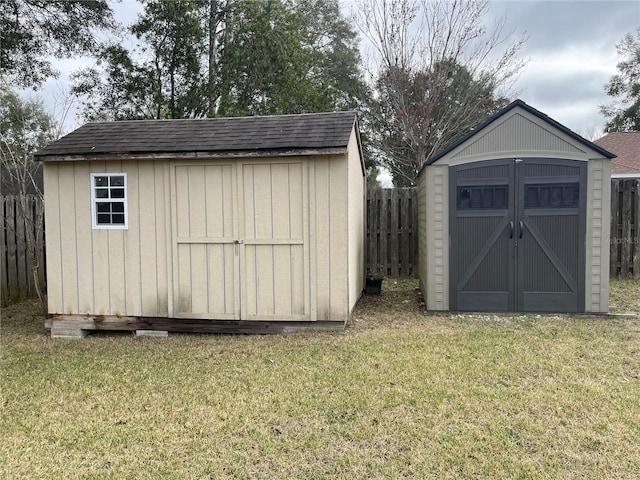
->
1, 197, 7, 305
5, 198, 18, 302
609, 179, 639, 279
634, 180, 640, 279
610, 180, 620, 276
366, 188, 419, 278
1, 194, 45, 306
621, 181, 633, 276
389, 188, 399, 277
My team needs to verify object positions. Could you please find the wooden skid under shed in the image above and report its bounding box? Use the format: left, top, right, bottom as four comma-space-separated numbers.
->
48, 314, 345, 335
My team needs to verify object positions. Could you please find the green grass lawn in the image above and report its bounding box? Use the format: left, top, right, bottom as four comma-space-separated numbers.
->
1, 280, 639, 479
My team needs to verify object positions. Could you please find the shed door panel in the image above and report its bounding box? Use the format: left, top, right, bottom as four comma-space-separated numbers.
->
173, 164, 239, 319
517, 160, 586, 312
240, 162, 307, 320
450, 161, 514, 311
450, 158, 585, 313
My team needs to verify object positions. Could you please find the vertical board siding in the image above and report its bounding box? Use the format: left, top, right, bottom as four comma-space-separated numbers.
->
366, 188, 419, 278
313, 157, 331, 319
34, 160, 170, 314
418, 173, 428, 293
328, 155, 349, 320
347, 130, 366, 313
74, 162, 94, 314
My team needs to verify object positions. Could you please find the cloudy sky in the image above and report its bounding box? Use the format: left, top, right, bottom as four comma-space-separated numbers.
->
488, 0, 639, 137
36, 0, 638, 141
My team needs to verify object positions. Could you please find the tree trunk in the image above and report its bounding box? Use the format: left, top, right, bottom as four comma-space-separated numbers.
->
208, 0, 219, 117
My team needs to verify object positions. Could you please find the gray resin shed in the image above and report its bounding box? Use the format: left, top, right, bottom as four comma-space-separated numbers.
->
418, 100, 615, 313
35, 111, 365, 337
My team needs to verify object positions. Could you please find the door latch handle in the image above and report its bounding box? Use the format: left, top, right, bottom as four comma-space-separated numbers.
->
509, 221, 514, 239
519, 221, 524, 239
234, 239, 244, 244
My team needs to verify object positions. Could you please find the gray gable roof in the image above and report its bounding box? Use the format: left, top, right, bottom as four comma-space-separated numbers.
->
35, 111, 358, 160
421, 99, 616, 169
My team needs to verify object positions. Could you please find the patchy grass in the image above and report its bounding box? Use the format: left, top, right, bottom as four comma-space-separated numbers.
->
609, 278, 640, 315
1, 281, 639, 479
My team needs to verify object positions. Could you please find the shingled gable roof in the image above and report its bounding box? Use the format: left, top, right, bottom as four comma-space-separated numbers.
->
420, 99, 616, 170
594, 132, 640, 176
34, 111, 359, 161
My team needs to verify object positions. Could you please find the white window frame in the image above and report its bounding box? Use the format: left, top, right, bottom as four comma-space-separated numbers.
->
91, 173, 128, 229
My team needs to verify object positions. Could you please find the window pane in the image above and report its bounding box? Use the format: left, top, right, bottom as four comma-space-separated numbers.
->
564, 185, 579, 206
458, 188, 471, 209
458, 185, 508, 210
482, 188, 493, 208
112, 202, 125, 213
525, 187, 537, 208
95, 176, 108, 187
525, 183, 579, 209
97, 202, 111, 212
494, 187, 507, 209
110, 176, 125, 186
539, 187, 550, 207
111, 188, 125, 198
112, 214, 125, 224
96, 188, 109, 198
470, 188, 483, 208
97, 213, 111, 224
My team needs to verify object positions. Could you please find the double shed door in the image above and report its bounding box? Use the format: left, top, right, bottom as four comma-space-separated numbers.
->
450, 158, 586, 312
171, 159, 309, 321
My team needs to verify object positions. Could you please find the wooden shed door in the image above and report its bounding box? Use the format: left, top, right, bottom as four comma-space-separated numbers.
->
239, 161, 308, 321
172, 163, 239, 319
171, 160, 309, 321
450, 159, 586, 312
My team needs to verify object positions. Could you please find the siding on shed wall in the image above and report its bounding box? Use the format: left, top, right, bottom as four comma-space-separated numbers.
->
418, 172, 428, 298
44, 160, 170, 316
585, 159, 611, 312
347, 129, 365, 313
313, 154, 349, 321
423, 165, 449, 310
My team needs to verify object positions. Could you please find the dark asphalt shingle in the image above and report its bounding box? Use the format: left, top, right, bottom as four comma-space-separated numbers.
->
35, 111, 357, 159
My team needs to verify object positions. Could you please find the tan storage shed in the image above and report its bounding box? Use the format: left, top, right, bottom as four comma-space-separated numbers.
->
418, 100, 615, 313
35, 111, 365, 337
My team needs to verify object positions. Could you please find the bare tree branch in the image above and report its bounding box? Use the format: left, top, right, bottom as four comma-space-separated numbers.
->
354, 0, 528, 186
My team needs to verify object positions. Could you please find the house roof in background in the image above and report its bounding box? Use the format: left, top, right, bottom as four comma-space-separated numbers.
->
594, 132, 640, 176
34, 111, 358, 160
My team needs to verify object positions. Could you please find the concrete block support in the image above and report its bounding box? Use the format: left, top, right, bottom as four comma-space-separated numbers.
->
50, 326, 88, 339
135, 330, 169, 338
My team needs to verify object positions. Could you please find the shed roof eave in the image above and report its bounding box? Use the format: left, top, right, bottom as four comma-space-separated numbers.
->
34, 146, 349, 163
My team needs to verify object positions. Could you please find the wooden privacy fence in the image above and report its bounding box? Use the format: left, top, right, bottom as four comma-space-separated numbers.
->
1, 195, 46, 306
367, 188, 419, 278
610, 178, 640, 279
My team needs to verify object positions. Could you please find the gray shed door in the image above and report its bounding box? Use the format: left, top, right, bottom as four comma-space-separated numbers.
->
450, 158, 586, 312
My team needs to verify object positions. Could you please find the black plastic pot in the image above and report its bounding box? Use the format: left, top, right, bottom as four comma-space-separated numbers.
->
364, 276, 383, 295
